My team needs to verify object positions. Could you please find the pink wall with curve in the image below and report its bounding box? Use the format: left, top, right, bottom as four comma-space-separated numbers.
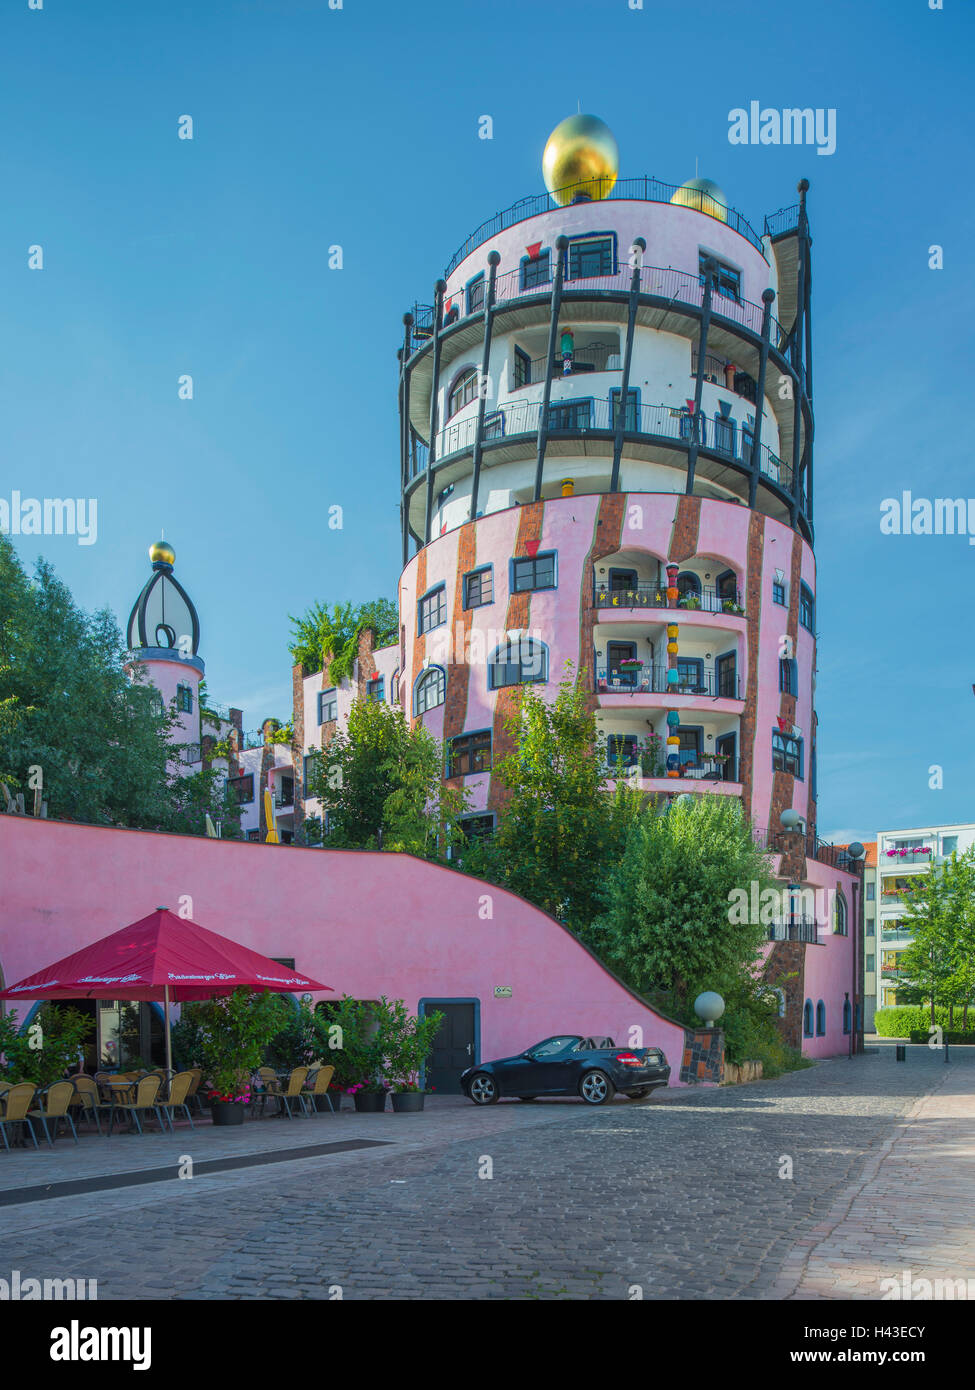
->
0, 816, 690, 1082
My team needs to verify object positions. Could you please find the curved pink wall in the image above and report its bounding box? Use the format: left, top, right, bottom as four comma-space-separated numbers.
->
0, 817, 689, 1081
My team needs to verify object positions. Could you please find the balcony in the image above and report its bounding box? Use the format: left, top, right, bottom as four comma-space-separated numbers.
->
768, 917, 819, 945
596, 665, 741, 700
752, 826, 861, 872
594, 580, 743, 615
605, 755, 741, 786
691, 352, 758, 404
411, 395, 790, 491
510, 341, 622, 390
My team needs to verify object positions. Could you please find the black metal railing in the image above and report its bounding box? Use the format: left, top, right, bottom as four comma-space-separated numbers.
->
605, 754, 741, 784
410, 395, 792, 491
442, 176, 767, 277
768, 917, 819, 944
410, 261, 789, 359
752, 826, 863, 872
594, 581, 744, 614
596, 665, 741, 700
764, 204, 801, 239
510, 342, 622, 389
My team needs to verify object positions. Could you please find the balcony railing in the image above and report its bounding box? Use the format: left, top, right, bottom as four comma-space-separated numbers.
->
605, 754, 740, 784
410, 260, 790, 360
764, 204, 801, 239
594, 581, 744, 614
690, 353, 758, 404
411, 395, 792, 492
768, 917, 819, 944
752, 826, 862, 872
596, 665, 741, 700
510, 343, 622, 389
440, 176, 768, 278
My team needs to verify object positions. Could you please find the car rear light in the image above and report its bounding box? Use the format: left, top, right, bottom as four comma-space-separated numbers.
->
615, 1052, 642, 1066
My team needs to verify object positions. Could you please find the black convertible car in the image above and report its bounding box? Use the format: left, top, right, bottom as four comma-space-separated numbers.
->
461, 1034, 671, 1106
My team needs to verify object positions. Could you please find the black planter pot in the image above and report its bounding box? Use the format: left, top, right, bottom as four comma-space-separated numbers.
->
391, 1092, 426, 1113
211, 1101, 245, 1126
352, 1091, 387, 1113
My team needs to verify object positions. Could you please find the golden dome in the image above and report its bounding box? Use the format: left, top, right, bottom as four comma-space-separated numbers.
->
670, 177, 728, 222
149, 540, 175, 567
543, 114, 619, 206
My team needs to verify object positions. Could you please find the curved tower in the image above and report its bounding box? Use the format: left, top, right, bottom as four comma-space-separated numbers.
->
395, 119, 816, 847
126, 540, 204, 758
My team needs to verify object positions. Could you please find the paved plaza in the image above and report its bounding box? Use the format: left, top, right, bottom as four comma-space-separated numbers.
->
0, 1046, 971, 1300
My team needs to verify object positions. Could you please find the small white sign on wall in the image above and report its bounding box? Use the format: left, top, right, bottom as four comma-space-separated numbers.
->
494, 986, 512, 998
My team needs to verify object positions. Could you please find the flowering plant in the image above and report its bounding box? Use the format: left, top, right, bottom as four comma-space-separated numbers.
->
208, 1086, 251, 1105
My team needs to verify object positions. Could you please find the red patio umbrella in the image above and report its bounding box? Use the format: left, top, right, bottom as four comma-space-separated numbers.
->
0, 906, 330, 1073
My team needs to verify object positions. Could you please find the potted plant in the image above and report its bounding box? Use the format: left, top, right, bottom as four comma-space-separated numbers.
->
385, 1003, 444, 1113
323, 996, 389, 1111
183, 988, 282, 1127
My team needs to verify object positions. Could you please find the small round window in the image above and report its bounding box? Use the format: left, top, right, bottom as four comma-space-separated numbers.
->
155, 623, 177, 648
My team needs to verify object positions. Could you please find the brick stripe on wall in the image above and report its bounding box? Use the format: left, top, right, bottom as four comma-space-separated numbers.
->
667, 495, 701, 564
580, 494, 626, 717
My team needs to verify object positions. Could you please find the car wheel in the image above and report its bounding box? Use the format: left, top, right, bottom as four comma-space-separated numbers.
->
468, 1072, 499, 1105
579, 1070, 614, 1105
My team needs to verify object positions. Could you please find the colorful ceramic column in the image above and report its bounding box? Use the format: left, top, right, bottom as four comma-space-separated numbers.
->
665, 564, 681, 777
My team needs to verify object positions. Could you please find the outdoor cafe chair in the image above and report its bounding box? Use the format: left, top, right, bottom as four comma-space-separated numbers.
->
106, 1074, 167, 1136
185, 1068, 205, 1115
156, 1071, 195, 1132
68, 1074, 110, 1136
301, 1064, 336, 1113
28, 1081, 79, 1146
0, 1083, 38, 1151
279, 1067, 310, 1118
252, 1067, 282, 1118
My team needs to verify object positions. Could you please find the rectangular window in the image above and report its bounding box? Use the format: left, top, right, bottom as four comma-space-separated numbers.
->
943, 835, 959, 856
228, 774, 254, 804
716, 652, 737, 699
779, 658, 798, 695
676, 657, 705, 693
713, 413, 735, 455
772, 579, 786, 606
699, 252, 741, 301
512, 552, 556, 593
866, 954, 875, 972
866, 919, 875, 937
449, 730, 492, 777
318, 689, 337, 724
772, 731, 803, 778
568, 236, 615, 280
247, 829, 260, 842
418, 585, 447, 634
459, 813, 496, 843
176, 684, 193, 714
366, 677, 384, 703
547, 399, 592, 431
278, 777, 295, 806
799, 583, 815, 632
520, 251, 551, 291
866, 882, 875, 901
606, 734, 638, 769
677, 728, 703, 765
463, 567, 493, 609
489, 638, 547, 689
466, 274, 485, 314
513, 346, 532, 389
610, 388, 639, 431
303, 753, 318, 798
741, 423, 754, 459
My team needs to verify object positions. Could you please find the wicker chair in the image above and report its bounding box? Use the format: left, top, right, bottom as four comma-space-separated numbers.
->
0, 1083, 38, 1150
106, 1074, 167, 1136
301, 1064, 336, 1113
253, 1067, 282, 1118
156, 1071, 195, 1132
28, 1080, 79, 1146
184, 1068, 205, 1115
68, 1074, 110, 1136
279, 1067, 310, 1118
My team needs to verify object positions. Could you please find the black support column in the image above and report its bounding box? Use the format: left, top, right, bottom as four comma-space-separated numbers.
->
533, 236, 568, 503
748, 288, 776, 509
423, 280, 446, 545
469, 251, 500, 523
686, 261, 715, 497
610, 236, 646, 494
400, 314, 413, 566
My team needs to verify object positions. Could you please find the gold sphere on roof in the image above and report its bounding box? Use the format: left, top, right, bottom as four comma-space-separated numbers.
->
670, 177, 728, 222
543, 114, 619, 206
149, 540, 175, 567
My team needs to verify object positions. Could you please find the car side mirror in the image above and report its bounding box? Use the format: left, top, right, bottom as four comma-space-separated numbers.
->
522, 1051, 535, 1061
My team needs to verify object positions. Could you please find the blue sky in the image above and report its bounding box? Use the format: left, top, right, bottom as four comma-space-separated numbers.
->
2, 0, 972, 842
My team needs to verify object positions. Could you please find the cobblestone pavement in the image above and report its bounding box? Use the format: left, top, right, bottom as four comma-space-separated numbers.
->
0, 1047, 968, 1300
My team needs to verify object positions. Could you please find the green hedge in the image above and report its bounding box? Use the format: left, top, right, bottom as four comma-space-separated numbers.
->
908, 1030, 975, 1045
874, 1006, 957, 1038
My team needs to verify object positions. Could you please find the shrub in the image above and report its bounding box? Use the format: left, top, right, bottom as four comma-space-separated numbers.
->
874, 1006, 957, 1038
0, 1004, 94, 1086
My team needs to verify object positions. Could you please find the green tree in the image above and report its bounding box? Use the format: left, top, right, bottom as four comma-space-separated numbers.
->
289, 598, 397, 679
0, 1004, 94, 1085
462, 670, 644, 930
897, 848, 975, 1024
0, 537, 241, 835
590, 794, 776, 1016
306, 697, 466, 857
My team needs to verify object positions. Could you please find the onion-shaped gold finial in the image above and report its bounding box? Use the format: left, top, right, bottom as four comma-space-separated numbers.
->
543, 114, 619, 207
149, 540, 175, 567
670, 176, 729, 223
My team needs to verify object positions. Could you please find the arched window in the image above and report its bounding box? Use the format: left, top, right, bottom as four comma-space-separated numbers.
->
843, 999, 852, 1035
833, 891, 848, 937
447, 368, 479, 419
677, 571, 701, 597
816, 1000, 826, 1036
715, 569, 738, 604
414, 666, 446, 715
488, 637, 548, 690
803, 1000, 813, 1037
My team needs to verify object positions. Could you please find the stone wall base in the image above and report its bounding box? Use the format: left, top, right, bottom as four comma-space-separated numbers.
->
723, 1060, 765, 1085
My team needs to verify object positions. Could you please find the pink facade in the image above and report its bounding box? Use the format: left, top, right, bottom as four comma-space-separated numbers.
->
0, 816, 690, 1080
